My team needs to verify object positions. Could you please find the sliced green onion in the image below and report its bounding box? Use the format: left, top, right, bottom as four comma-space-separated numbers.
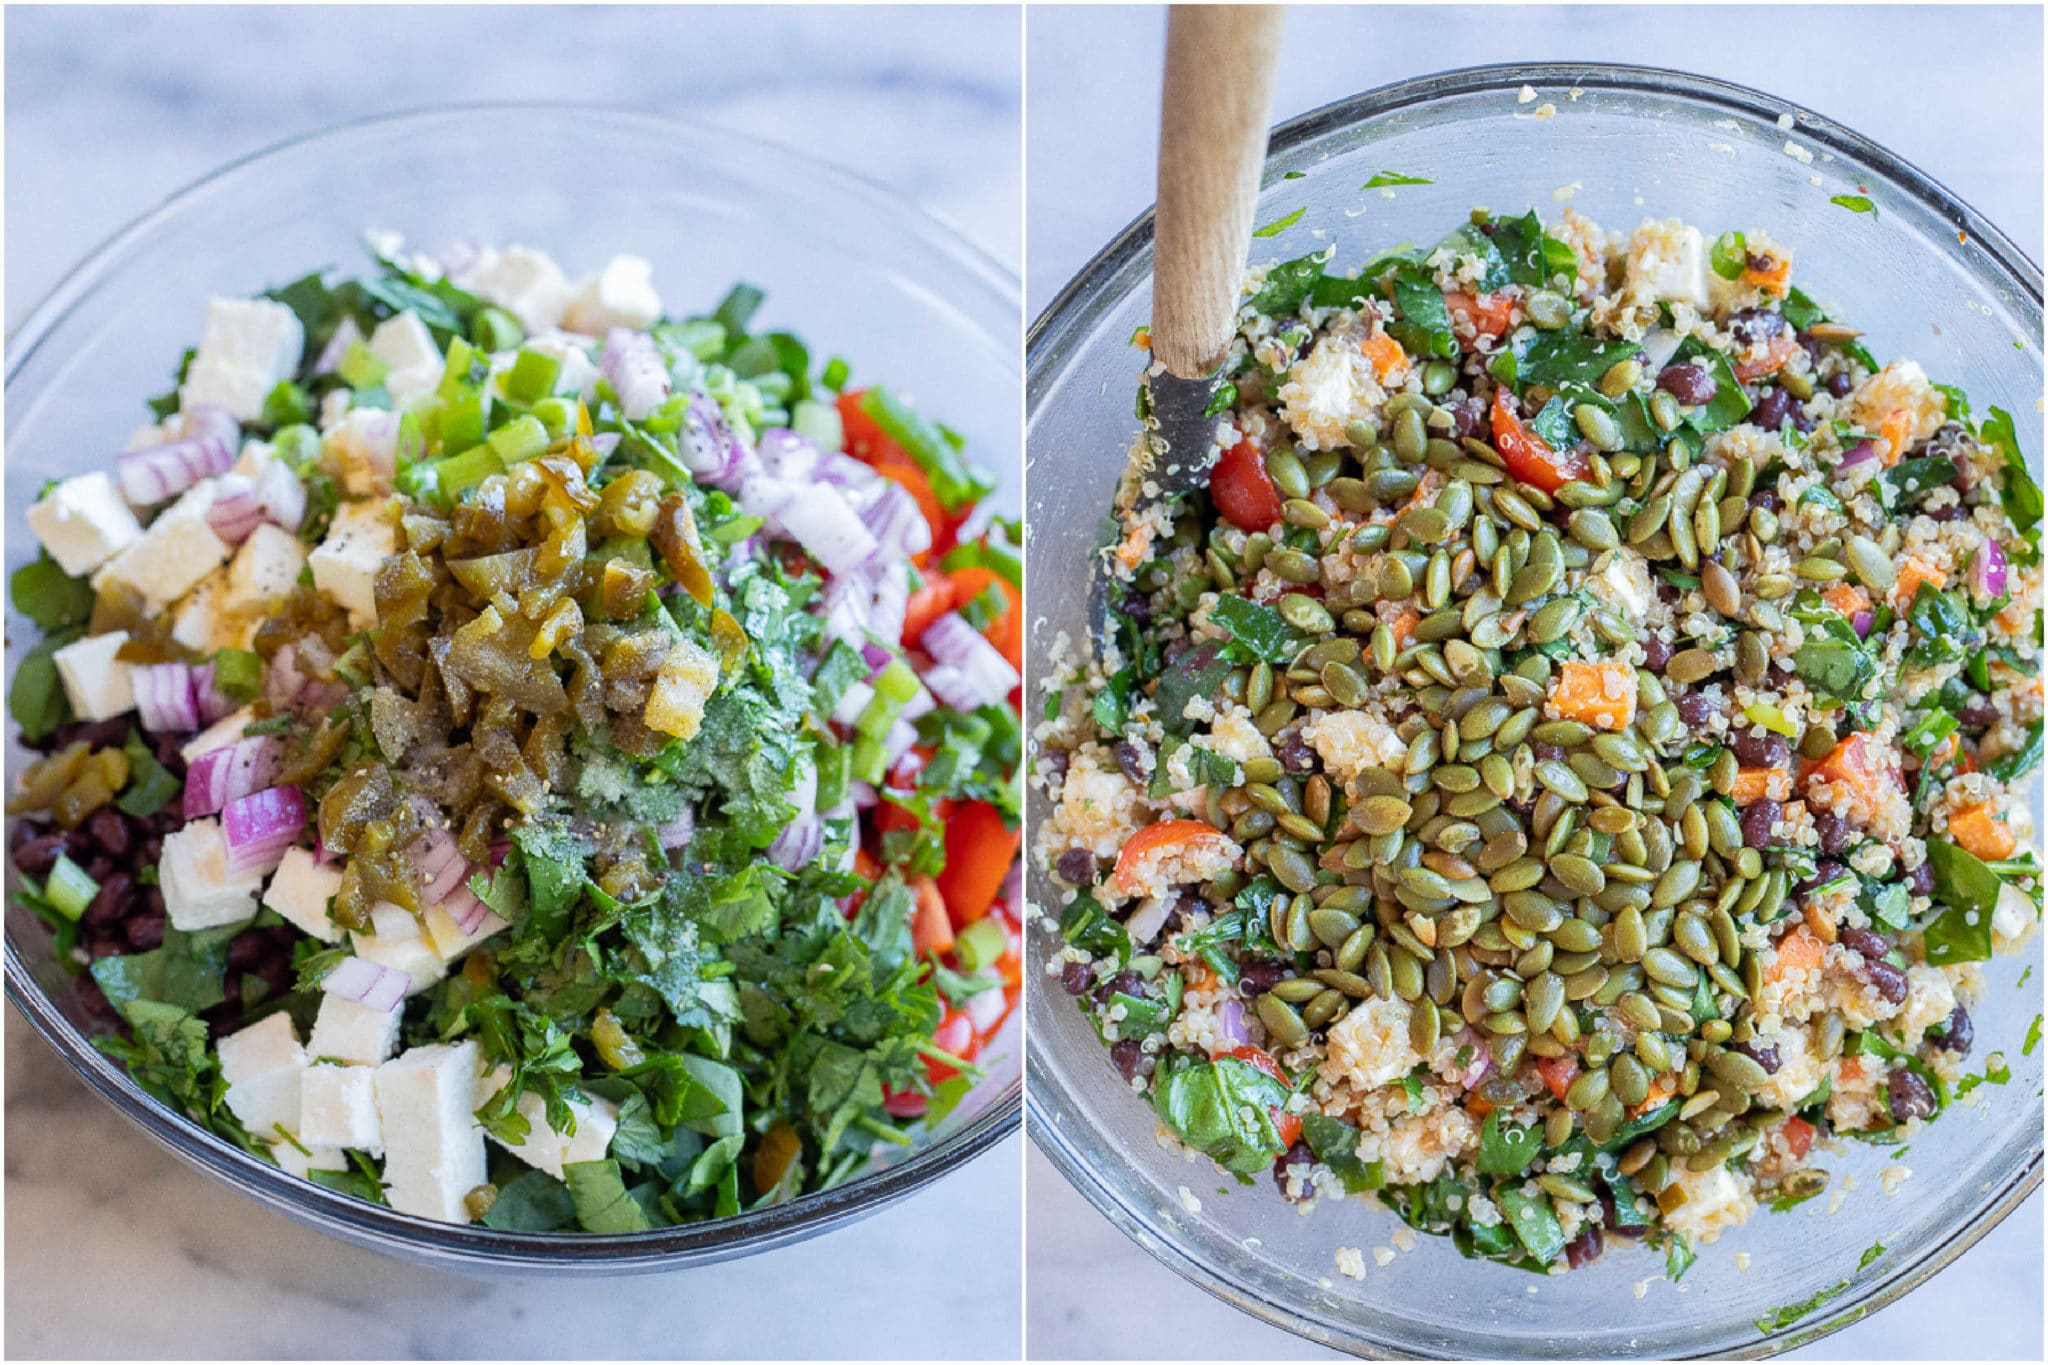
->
437, 337, 480, 400
438, 391, 486, 453
791, 398, 844, 451
856, 689, 903, 740
429, 443, 507, 501
532, 396, 576, 438
212, 648, 264, 701
486, 414, 549, 464
820, 356, 851, 392
851, 731, 888, 786
338, 340, 389, 390
814, 741, 851, 814
46, 854, 98, 922
954, 918, 1006, 972
263, 380, 313, 429
872, 659, 920, 705
471, 307, 524, 354
504, 349, 561, 404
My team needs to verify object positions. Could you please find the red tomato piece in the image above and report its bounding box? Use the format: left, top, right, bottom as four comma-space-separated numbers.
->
1209, 439, 1283, 532
1490, 388, 1589, 494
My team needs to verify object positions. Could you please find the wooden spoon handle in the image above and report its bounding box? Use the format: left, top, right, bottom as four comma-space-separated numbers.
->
1151, 4, 1284, 379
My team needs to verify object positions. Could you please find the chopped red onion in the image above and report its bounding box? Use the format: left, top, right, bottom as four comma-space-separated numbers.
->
205, 475, 267, 544
1838, 439, 1880, 469
440, 885, 491, 935
1851, 609, 1875, 638
133, 664, 201, 733
898, 684, 936, 723
765, 768, 820, 871
179, 405, 242, 449
320, 955, 408, 1013
190, 663, 239, 724
117, 434, 234, 506
590, 431, 622, 460
489, 839, 511, 868
848, 780, 879, 810
313, 317, 365, 378
779, 485, 880, 578
221, 785, 306, 878
996, 859, 1022, 912
1971, 539, 2008, 600
860, 482, 933, 564
1214, 999, 1250, 1050
963, 980, 1008, 1032
183, 736, 285, 818
656, 806, 696, 850
1455, 1031, 1494, 1087
601, 327, 671, 420
920, 612, 1020, 713
413, 825, 469, 905
679, 392, 747, 488
859, 642, 893, 674
882, 717, 919, 768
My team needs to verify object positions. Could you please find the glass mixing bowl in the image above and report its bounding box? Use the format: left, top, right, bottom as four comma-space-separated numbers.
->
1026, 63, 2041, 1357
6, 104, 1021, 1272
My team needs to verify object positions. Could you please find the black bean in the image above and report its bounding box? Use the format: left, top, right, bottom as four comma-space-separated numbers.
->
1114, 740, 1150, 783
257, 957, 294, 994
1273, 1141, 1315, 1202
1676, 693, 1713, 727
1729, 307, 1787, 344
1887, 1068, 1936, 1123
1956, 699, 1999, 730
1094, 970, 1147, 1006
1824, 372, 1853, 398
1641, 636, 1672, 672
1795, 859, 1848, 895
81, 872, 135, 927
1060, 960, 1096, 996
1740, 799, 1782, 849
87, 933, 126, 960
84, 855, 115, 883
1056, 848, 1098, 886
84, 806, 133, 858
1750, 386, 1795, 431
1162, 637, 1195, 668
125, 912, 166, 952
1451, 396, 1487, 439
11, 830, 67, 876
1564, 1223, 1605, 1269
1278, 736, 1316, 775
67, 717, 131, 750
1655, 363, 1719, 406
1532, 741, 1566, 763
1041, 749, 1071, 784
1750, 487, 1782, 514
1109, 1039, 1151, 1083
1931, 1004, 1974, 1057
1729, 730, 1791, 769
1905, 860, 1936, 897
78, 978, 120, 1026
1736, 1040, 1782, 1075
1813, 811, 1850, 856
1864, 958, 1910, 1006
1237, 962, 1287, 996
1839, 926, 1890, 961
227, 930, 273, 972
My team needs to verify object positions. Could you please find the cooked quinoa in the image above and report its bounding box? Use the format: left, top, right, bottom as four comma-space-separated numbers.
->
1034, 207, 2043, 1276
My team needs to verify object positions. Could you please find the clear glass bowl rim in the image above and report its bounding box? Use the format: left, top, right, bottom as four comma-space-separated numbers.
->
1025, 60, 2042, 1358
5, 101, 1022, 1272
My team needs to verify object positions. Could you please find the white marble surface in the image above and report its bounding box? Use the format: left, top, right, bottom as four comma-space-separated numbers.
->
1025, 5, 2043, 1361
4, 6, 1021, 1361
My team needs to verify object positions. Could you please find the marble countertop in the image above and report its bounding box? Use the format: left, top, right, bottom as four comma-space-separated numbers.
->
4, 6, 1020, 1361
1025, 5, 2042, 1361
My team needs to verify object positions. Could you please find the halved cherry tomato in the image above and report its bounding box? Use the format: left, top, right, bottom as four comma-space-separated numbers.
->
1535, 1054, 1580, 1106
936, 800, 1021, 925
911, 875, 954, 956
1491, 388, 1589, 494
1113, 819, 1227, 894
1209, 439, 1283, 532
882, 1087, 929, 1118
1781, 1115, 1816, 1160
1445, 289, 1517, 339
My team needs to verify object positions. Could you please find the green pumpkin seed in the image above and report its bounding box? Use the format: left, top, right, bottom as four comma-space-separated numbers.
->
1265, 449, 1310, 501
1277, 593, 1334, 633
1641, 946, 1698, 989
1707, 1048, 1770, 1094
1795, 555, 1848, 582
1550, 853, 1607, 897
1269, 846, 1319, 895
1303, 989, 1348, 1031
1257, 993, 1309, 1048
1846, 534, 1895, 591
1265, 547, 1321, 584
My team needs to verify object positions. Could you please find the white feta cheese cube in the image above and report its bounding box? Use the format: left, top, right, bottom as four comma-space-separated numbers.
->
220, 1012, 307, 1137
272, 1140, 348, 1180
351, 902, 448, 995
262, 847, 344, 943
308, 498, 397, 627
26, 472, 144, 576
1622, 218, 1710, 310
477, 1064, 619, 1180
464, 245, 573, 334
309, 991, 404, 1065
91, 489, 231, 611
323, 408, 400, 496
171, 570, 254, 654
300, 1064, 385, 1150
161, 818, 265, 930
228, 523, 308, 609
182, 705, 255, 762
375, 1041, 488, 1223
422, 901, 510, 961
179, 298, 304, 423
368, 310, 444, 399
52, 631, 135, 722
563, 254, 663, 334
